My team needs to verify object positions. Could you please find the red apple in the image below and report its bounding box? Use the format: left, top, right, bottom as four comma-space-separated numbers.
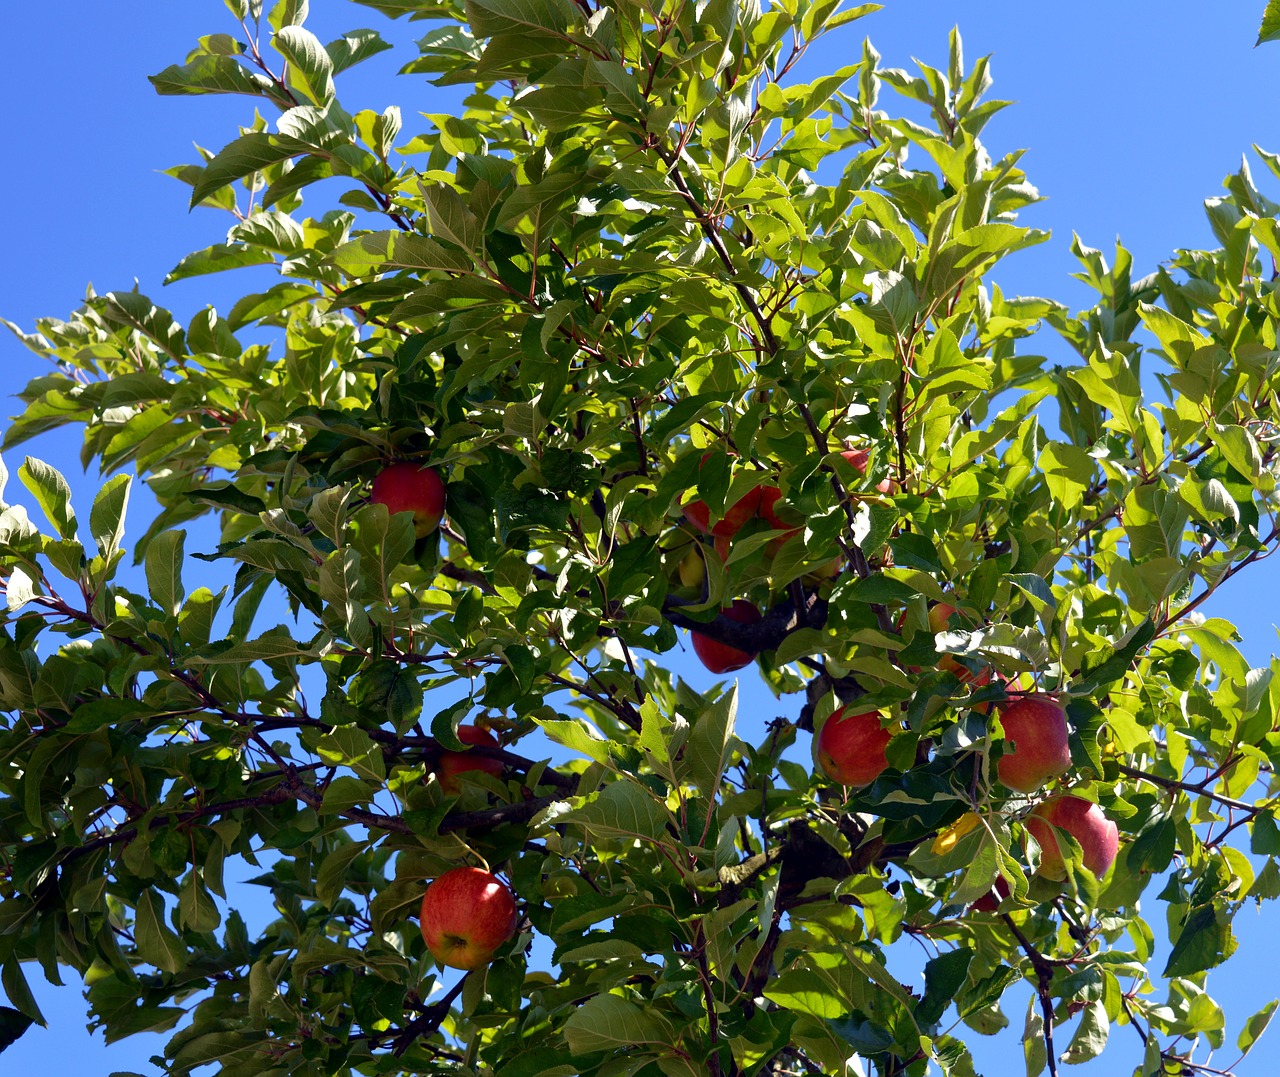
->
371, 461, 446, 538
841, 447, 895, 494
969, 875, 1011, 913
996, 694, 1072, 793
436, 724, 504, 793
757, 485, 784, 526
420, 866, 518, 969
816, 706, 894, 788
691, 600, 761, 673
1025, 796, 1119, 880
928, 602, 957, 635
683, 477, 781, 540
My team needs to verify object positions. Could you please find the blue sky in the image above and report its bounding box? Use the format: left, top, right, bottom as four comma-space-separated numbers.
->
2, 1, 1280, 1073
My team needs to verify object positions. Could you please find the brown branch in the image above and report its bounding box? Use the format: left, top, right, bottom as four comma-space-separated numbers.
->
1002, 914, 1059, 1077
390, 976, 468, 1056
1117, 763, 1256, 813
650, 146, 779, 356
662, 591, 827, 656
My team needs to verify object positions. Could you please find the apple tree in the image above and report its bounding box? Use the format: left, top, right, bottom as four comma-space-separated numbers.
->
3, 1, 1280, 1074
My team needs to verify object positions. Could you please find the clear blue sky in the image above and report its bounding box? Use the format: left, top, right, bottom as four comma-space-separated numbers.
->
2, 1, 1279, 1073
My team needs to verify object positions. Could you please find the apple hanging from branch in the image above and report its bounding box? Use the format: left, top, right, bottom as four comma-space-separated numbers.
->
691, 600, 762, 673
371, 461, 447, 538
1025, 796, 1119, 880
815, 706, 895, 788
839, 446, 896, 494
420, 866, 518, 970
996, 694, 1072, 793
436, 724, 504, 793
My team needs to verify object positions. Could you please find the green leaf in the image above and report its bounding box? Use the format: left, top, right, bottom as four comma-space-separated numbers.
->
179, 873, 222, 932
146, 528, 186, 619
1237, 999, 1278, 1056
1060, 1000, 1109, 1065
1210, 421, 1265, 484
685, 686, 739, 800
321, 775, 376, 816
274, 26, 335, 106
326, 28, 393, 74
917, 947, 973, 1027
166, 242, 276, 283
763, 969, 847, 1019
316, 841, 368, 907
0, 962, 43, 1026
1023, 996, 1046, 1077
269, 0, 308, 30
563, 781, 671, 843
188, 132, 296, 208
1038, 441, 1093, 510
148, 55, 281, 103
464, 0, 576, 38
562, 993, 674, 1056
0, 1006, 35, 1053
89, 473, 131, 560
1259, 0, 1280, 45
19, 457, 77, 539
330, 229, 471, 276
315, 726, 386, 782
1164, 903, 1237, 978
134, 891, 187, 974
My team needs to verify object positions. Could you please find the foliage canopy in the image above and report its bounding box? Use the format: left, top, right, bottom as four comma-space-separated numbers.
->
4, 1, 1280, 1075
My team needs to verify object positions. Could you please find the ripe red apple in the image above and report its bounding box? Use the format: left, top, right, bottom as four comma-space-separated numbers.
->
840, 447, 895, 494
996, 694, 1072, 793
690, 600, 761, 673
816, 706, 894, 788
969, 875, 1011, 913
1025, 796, 1119, 880
420, 866, 518, 969
436, 724, 504, 793
371, 461, 446, 538
684, 476, 782, 540
928, 602, 957, 635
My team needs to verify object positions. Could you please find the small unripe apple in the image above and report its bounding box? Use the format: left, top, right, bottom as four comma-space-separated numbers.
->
677, 547, 706, 589
1025, 796, 1119, 880
816, 706, 894, 787
996, 694, 1072, 793
969, 875, 1012, 913
420, 866, 518, 970
371, 461, 446, 538
436, 724, 504, 793
691, 600, 761, 674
